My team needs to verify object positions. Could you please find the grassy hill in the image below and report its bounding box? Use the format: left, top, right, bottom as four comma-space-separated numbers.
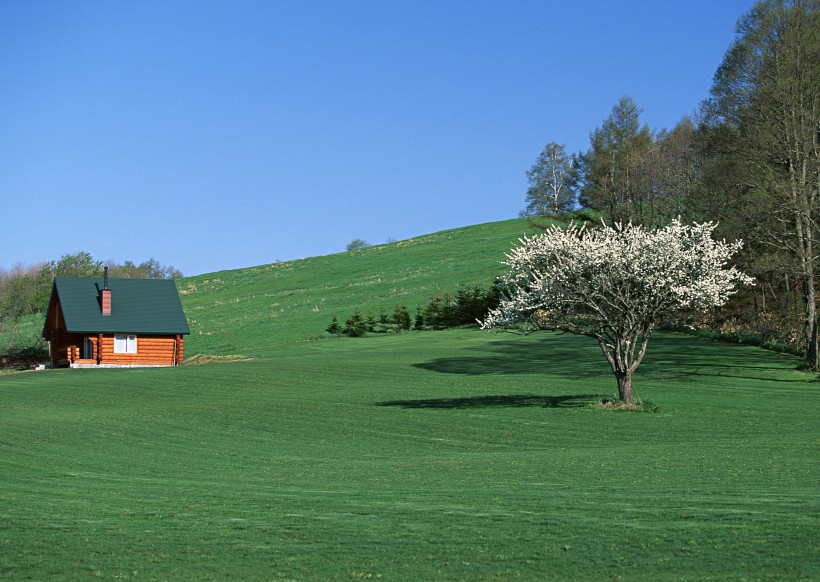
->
178, 218, 540, 356
1, 217, 818, 580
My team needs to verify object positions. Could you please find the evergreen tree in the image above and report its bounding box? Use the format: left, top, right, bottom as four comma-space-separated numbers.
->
578, 95, 655, 225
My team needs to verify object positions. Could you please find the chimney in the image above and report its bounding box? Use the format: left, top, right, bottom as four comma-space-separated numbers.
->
101, 267, 111, 316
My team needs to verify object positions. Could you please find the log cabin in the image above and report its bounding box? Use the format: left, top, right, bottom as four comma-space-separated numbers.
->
42, 268, 190, 368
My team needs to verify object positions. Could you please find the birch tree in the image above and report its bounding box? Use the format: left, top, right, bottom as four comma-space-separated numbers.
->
521, 142, 577, 217
481, 220, 752, 405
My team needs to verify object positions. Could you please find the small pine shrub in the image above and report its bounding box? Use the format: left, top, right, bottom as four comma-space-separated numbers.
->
391, 306, 412, 331
329, 282, 501, 337
326, 315, 341, 335
414, 309, 424, 330
343, 310, 368, 337
416, 283, 501, 330
365, 313, 377, 333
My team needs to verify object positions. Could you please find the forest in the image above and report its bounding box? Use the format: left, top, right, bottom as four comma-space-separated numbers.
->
521, 0, 818, 370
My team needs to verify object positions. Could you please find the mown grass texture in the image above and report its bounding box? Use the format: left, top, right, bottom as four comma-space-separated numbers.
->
178, 218, 540, 356
1, 330, 817, 580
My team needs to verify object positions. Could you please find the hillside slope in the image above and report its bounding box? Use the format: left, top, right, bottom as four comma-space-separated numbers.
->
4, 217, 818, 580
179, 218, 539, 356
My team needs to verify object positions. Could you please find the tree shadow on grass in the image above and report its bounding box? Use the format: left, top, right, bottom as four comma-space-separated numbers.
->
412, 334, 608, 379
638, 333, 810, 383
412, 332, 808, 384
375, 393, 603, 409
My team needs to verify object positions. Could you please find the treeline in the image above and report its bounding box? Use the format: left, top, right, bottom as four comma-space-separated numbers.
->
0, 251, 182, 322
522, 0, 819, 369
328, 284, 500, 337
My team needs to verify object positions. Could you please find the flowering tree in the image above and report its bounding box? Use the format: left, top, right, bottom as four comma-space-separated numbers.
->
481, 220, 753, 405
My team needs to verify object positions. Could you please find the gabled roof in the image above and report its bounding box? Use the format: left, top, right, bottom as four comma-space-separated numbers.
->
47, 276, 190, 335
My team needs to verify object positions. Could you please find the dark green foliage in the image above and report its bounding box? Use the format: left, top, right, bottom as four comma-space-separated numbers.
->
419, 293, 452, 329
391, 305, 412, 331
326, 315, 341, 335
331, 305, 413, 336
345, 238, 370, 251
414, 309, 424, 330
577, 95, 658, 226
0, 342, 47, 370
454, 283, 500, 324
0, 315, 48, 369
416, 283, 500, 329
365, 313, 377, 332
331, 283, 500, 336
342, 310, 368, 337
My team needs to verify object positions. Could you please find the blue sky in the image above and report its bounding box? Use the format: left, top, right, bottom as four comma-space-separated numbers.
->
1, 0, 755, 277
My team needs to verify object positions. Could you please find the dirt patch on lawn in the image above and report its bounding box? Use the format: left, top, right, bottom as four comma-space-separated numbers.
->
183, 354, 256, 365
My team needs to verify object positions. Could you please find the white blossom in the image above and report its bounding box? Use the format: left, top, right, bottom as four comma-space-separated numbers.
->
481, 219, 753, 404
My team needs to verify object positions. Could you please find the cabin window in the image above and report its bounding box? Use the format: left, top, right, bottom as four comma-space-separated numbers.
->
114, 334, 137, 354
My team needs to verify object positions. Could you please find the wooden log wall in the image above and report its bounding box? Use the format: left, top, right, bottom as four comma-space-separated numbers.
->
98, 335, 179, 366
47, 333, 184, 366
49, 333, 86, 365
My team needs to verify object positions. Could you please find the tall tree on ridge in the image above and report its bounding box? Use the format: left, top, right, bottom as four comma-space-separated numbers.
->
521, 142, 577, 217
578, 95, 655, 226
700, 0, 819, 369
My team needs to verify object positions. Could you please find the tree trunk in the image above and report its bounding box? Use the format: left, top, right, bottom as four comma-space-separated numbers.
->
615, 371, 633, 405
805, 277, 818, 370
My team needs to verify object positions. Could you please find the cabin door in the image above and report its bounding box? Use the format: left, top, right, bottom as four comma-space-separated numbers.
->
83, 337, 94, 359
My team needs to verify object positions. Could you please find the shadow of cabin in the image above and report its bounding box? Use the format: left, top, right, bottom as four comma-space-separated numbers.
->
42, 268, 190, 368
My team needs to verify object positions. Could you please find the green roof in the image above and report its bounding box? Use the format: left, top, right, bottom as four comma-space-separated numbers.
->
48, 276, 190, 335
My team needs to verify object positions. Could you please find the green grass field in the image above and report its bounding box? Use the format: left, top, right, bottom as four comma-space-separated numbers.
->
1, 218, 818, 580
2, 331, 817, 580
178, 218, 540, 356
